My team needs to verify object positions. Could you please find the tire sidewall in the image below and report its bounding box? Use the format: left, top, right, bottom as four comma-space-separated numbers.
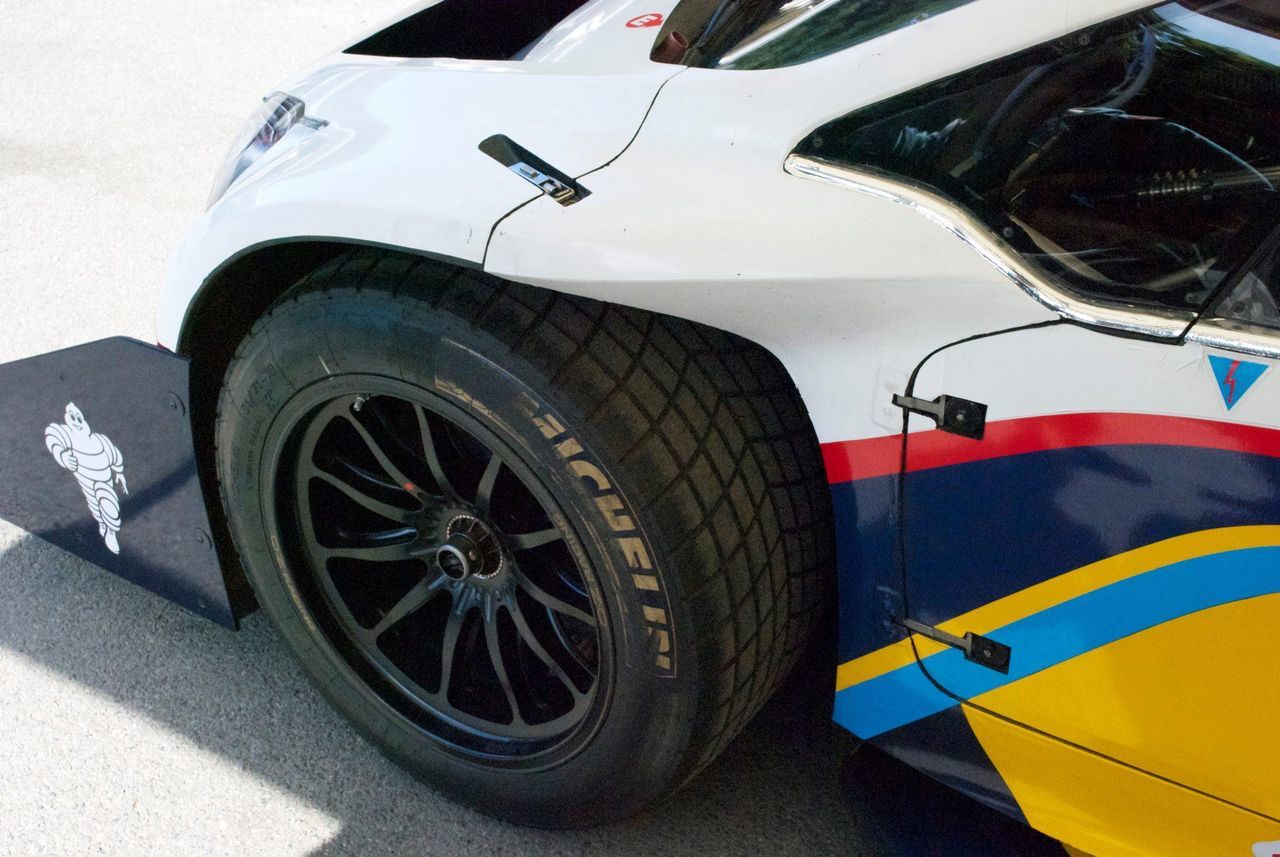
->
218, 290, 699, 826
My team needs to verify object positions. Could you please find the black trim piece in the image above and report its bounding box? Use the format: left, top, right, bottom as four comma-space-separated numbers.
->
899, 617, 1011, 674
892, 393, 987, 440
479, 135, 591, 207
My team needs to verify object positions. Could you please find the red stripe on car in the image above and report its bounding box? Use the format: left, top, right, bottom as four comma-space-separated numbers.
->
822, 413, 1280, 485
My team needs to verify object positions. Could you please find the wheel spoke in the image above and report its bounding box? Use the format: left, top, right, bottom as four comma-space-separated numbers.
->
507, 603, 586, 700
347, 526, 420, 546
312, 469, 415, 524
514, 569, 597, 628
547, 611, 597, 678
323, 541, 419, 563
508, 528, 563, 551
305, 537, 380, 652
370, 573, 448, 639
333, 458, 403, 493
474, 453, 503, 516
344, 411, 416, 492
415, 406, 456, 498
484, 612, 524, 726
437, 607, 466, 700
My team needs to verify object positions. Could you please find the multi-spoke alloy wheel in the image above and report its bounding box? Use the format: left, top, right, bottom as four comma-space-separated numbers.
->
284, 383, 606, 759
215, 256, 832, 827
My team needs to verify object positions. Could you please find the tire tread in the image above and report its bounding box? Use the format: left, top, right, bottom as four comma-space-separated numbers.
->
219, 248, 835, 793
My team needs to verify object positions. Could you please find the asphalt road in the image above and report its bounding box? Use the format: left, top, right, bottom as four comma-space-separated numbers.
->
0, 3, 868, 854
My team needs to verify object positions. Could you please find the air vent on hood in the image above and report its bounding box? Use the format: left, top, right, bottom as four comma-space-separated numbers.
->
346, 0, 591, 60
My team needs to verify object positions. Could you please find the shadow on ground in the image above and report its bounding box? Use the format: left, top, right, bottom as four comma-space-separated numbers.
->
0, 535, 876, 856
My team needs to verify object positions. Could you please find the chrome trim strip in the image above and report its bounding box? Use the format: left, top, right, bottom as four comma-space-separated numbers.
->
784, 155, 1196, 340
1186, 318, 1280, 361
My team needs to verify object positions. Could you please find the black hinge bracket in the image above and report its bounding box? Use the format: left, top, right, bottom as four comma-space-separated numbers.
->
899, 617, 1012, 674
479, 134, 591, 207
893, 393, 987, 440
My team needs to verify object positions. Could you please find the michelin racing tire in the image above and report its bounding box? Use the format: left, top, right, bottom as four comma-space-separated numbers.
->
215, 251, 834, 828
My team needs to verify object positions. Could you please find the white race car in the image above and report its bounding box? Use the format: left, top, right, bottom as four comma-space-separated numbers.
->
3, 0, 1279, 852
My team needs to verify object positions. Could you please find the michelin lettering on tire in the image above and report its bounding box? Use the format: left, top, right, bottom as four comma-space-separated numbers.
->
534, 411, 677, 678
44, 403, 129, 554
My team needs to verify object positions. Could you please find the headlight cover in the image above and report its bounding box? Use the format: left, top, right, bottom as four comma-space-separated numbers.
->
207, 92, 316, 208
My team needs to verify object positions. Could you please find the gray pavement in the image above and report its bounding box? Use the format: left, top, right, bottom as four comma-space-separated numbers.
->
0, 3, 864, 854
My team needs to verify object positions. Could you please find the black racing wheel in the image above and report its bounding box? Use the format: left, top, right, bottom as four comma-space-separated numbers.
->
215, 250, 833, 828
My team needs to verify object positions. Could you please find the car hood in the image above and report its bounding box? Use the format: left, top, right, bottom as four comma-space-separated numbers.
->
157, 2, 685, 349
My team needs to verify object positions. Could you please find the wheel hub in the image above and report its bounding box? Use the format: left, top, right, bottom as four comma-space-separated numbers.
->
435, 533, 478, 581
441, 514, 504, 580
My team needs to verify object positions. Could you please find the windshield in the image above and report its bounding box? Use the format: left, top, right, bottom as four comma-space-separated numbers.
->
663, 0, 976, 69
794, 1, 1280, 313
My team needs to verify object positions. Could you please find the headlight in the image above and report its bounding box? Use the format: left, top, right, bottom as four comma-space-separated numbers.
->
207, 92, 313, 208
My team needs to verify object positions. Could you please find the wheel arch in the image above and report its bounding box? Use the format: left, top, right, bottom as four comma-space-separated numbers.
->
178, 239, 481, 617
177, 240, 838, 623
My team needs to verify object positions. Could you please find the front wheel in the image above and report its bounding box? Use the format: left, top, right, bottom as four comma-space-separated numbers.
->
215, 252, 834, 827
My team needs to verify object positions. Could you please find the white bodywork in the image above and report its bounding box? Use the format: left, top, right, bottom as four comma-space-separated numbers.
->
152, 3, 1280, 847
158, 0, 1155, 450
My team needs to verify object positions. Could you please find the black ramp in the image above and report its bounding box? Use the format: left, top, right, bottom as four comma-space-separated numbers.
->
0, 338, 234, 627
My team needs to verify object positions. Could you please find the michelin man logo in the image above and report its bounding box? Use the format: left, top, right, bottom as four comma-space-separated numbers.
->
45, 403, 128, 554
